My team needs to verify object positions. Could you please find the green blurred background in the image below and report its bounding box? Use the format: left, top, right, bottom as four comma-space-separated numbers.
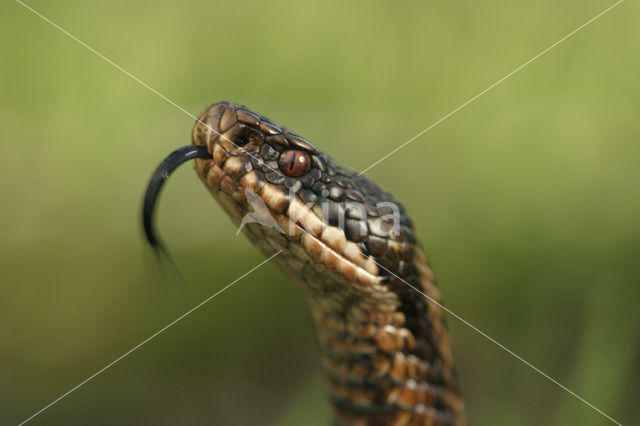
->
1, 1, 638, 424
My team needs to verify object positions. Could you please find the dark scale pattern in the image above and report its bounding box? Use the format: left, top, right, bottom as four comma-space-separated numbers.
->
190, 102, 466, 426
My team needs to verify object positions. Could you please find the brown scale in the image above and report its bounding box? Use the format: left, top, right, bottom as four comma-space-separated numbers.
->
190, 102, 466, 425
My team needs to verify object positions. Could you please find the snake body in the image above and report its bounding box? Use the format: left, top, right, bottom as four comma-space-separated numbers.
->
149, 101, 466, 425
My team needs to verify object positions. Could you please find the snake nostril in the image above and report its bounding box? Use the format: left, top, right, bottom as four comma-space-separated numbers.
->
234, 129, 251, 147
228, 125, 263, 148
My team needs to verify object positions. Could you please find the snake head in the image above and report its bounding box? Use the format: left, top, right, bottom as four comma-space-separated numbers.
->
190, 102, 417, 290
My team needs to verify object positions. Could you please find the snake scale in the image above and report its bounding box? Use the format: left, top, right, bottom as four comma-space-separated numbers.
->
143, 102, 466, 426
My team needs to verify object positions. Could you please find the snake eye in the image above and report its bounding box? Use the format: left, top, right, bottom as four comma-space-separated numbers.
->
278, 149, 311, 177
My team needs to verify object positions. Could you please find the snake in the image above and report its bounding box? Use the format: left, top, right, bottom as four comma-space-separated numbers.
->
142, 102, 467, 426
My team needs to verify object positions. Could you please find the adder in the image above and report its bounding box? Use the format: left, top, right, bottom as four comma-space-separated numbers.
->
142, 101, 466, 426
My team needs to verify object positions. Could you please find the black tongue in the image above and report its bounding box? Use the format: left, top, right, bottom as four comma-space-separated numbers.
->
142, 145, 212, 248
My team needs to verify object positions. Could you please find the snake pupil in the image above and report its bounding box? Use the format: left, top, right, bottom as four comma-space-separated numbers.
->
289, 152, 296, 171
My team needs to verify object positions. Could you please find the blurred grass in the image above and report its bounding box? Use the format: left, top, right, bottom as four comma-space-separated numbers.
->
1, 0, 638, 425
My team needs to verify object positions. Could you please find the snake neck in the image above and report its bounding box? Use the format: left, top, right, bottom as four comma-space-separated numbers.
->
281, 247, 466, 426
